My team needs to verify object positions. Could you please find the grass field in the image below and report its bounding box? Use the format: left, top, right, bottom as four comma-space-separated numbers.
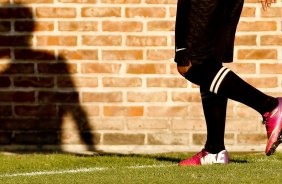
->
0, 151, 282, 184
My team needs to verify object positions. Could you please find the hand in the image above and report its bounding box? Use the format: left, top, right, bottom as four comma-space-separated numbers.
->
259, 0, 276, 11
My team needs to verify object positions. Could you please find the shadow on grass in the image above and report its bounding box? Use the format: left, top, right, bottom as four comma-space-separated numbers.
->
96, 152, 182, 163
95, 152, 252, 164
229, 159, 248, 164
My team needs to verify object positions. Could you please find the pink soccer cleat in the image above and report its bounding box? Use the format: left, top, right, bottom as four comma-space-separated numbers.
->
178, 149, 229, 166
263, 98, 282, 156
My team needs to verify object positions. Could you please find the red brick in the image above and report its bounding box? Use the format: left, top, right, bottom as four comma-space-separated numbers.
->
0, 63, 34, 74
236, 105, 261, 119
14, 49, 56, 60
169, 63, 179, 75
0, 105, 12, 117
59, 49, 98, 60
0, 21, 11, 32
0, 7, 33, 18
224, 63, 256, 74
0, 132, 12, 144
104, 106, 144, 116
172, 119, 206, 131
15, 105, 57, 117
241, 6, 256, 17
0, 0, 10, 3
81, 7, 121, 17
237, 49, 277, 60
14, 0, 53, 3
146, 49, 174, 60
188, 104, 204, 117
261, 7, 282, 17
36, 36, 77, 46
126, 63, 166, 74
127, 91, 167, 102
81, 63, 121, 74
79, 105, 100, 117
90, 119, 124, 130
148, 133, 189, 145
82, 35, 122, 46
36, 7, 76, 18
169, 7, 176, 17
102, 50, 143, 60
0, 118, 59, 130
58, 21, 98, 31
58, 76, 98, 88
147, 106, 188, 117
192, 134, 206, 145
261, 35, 282, 45
0, 49, 10, 59
103, 133, 145, 145
225, 119, 260, 132
126, 35, 167, 46
235, 35, 257, 46
172, 92, 201, 102
0, 36, 31, 47
61, 131, 99, 145
103, 77, 142, 87
0, 91, 35, 102
147, 77, 187, 88
38, 91, 79, 103
260, 64, 282, 74
58, 104, 99, 118
0, 77, 11, 87
244, 0, 258, 2
59, 0, 96, 2
82, 92, 123, 102
38, 63, 77, 74
125, 7, 166, 18
237, 21, 277, 31
13, 76, 54, 88
15, 21, 54, 32
237, 134, 266, 144
103, 21, 143, 32
145, 0, 176, 4
147, 21, 175, 31
14, 132, 59, 144
244, 77, 278, 88
127, 119, 169, 130
101, 0, 140, 3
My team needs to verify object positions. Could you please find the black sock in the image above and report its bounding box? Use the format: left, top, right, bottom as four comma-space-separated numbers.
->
201, 88, 227, 154
186, 65, 278, 115
211, 68, 278, 115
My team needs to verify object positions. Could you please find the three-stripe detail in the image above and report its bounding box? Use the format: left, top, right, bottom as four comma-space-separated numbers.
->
209, 67, 230, 94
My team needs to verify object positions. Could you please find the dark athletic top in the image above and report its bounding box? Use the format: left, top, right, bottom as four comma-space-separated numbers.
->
174, 0, 244, 66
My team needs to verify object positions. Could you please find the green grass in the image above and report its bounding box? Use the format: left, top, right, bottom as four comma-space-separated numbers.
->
0, 152, 282, 184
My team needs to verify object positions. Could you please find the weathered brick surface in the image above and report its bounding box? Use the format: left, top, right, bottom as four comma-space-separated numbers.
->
147, 133, 190, 145
103, 133, 145, 145
0, 2, 281, 153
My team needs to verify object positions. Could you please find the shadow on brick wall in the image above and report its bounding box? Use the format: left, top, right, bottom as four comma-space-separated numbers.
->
0, 3, 96, 153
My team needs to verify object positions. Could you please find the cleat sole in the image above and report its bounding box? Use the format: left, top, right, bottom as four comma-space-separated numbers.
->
266, 130, 282, 156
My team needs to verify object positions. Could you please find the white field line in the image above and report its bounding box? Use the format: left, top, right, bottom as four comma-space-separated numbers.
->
0, 164, 176, 178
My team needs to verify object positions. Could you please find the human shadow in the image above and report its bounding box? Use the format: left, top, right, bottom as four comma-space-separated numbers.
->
96, 152, 181, 163
0, 3, 95, 153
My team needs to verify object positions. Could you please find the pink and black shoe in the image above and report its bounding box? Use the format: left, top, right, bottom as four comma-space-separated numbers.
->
263, 98, 282, 156
178, 149, 229, 166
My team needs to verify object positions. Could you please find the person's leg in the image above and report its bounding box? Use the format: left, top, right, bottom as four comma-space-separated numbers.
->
185, 64, 278, 115
201, 88, 227, 154
184, 63, 282, 156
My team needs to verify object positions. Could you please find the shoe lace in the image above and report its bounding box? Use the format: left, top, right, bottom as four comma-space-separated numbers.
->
262, 112, 270, 125
262, 112, 270, 132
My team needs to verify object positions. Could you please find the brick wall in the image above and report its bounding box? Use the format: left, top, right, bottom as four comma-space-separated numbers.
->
0, 0, 281, 153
